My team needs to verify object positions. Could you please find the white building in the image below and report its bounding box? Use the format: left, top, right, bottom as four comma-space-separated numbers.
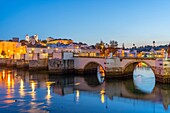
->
25, 34, 39, 45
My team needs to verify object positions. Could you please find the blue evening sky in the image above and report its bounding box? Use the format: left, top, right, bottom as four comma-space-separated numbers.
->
0, 0, 170, 47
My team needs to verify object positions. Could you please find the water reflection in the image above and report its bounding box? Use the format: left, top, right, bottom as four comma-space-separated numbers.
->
0, 68, 169, 113
133, 64, 155, 93
31, 81, 36, 100
97, 66, 105, 83
76, 90, 80, 102
100, 89, 105, 103
20, 79, 25, 97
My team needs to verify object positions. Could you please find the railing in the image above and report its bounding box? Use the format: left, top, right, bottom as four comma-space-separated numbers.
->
73, 55, 105, 58
73, 54, 159, 60
118, 57, 156, 60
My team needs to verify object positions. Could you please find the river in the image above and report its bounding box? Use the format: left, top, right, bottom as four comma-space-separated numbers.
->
0, 66, 170, 113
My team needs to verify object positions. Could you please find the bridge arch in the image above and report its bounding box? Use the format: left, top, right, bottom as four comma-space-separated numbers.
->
84, 61, 105, 72
123, 60, 156, 76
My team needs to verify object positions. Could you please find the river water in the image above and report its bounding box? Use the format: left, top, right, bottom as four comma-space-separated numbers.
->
0, 66, 170, 113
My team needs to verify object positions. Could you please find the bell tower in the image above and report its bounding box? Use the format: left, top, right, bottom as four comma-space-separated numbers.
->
25, 34, 29, 42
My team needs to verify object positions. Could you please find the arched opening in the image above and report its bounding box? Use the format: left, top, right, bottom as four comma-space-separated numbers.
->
84, 62, 105, 84
124, 61, 155, 93
84, 62, 104, 71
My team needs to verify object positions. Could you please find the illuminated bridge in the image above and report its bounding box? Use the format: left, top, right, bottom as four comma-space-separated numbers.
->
74, 56, 170, 83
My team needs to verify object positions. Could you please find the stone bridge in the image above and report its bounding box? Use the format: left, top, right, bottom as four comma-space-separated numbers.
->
74, 56, 170, 83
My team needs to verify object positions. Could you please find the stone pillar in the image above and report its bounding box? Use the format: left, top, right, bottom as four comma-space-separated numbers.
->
155, 66, 170, 83
155, 58, 170, 83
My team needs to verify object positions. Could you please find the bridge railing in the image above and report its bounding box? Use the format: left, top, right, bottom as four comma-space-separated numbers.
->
73, 53, 105, 58
73, 55, 105, 58
117, 56, 157, 60
73, 53, 165, 60
73, 54, 158, 60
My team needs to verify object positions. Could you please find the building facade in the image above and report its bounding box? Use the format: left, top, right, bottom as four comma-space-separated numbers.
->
0, 41, 26, 58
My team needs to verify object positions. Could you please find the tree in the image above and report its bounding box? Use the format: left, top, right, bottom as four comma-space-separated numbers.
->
122, 43, 125, 49
41, 40, 47, 44
95, 43, 100, 49
1, 50, 6, 56
108, 40, 118, 56
110, 40, 118, 48
153, 41, 155, 47
133, 44, 136, 49
95, 41, 105, 49
95, 41, 105, 55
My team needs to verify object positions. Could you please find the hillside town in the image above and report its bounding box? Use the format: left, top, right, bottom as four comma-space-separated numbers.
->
0, 34, 169, 61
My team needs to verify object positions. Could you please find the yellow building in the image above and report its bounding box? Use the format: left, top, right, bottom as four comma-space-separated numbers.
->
47, 39, 73, 45
0, 41, 26, 58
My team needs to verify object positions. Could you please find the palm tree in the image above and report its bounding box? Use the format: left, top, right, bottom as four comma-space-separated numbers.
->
110, 40, 118, 48
133, 44, 136, 49
153, 41, 155, 47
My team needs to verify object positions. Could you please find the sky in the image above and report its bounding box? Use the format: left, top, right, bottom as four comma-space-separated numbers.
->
1, 0, 170, 47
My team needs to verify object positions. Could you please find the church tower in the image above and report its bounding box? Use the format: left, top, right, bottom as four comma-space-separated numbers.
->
34, 34, 38, 42
25, 34, 29, 42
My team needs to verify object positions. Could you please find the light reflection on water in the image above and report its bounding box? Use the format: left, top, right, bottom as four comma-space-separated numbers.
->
0, 68, 169, 113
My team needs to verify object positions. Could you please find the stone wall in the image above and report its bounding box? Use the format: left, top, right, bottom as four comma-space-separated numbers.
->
48, 59, 63, 73
29, 59, 48, 70
155, 67, 170, 83
16, 60, 29, 68
0, 58, 7, 66
6, 59, 17, 67
48, 59, 74, 73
